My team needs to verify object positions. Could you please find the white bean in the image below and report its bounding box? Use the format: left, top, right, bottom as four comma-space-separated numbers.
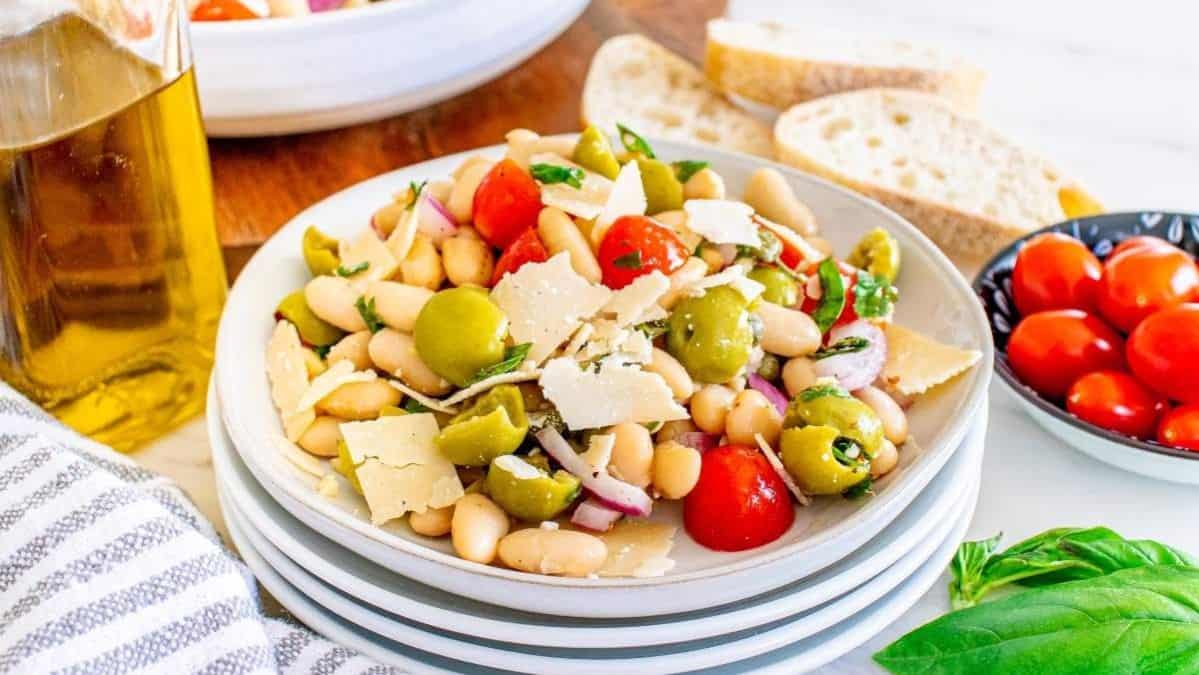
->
754, 302, 821, 357
451, 155, 492, 180
690, 384, 736, 435
743, 167, 818, 236
683, 167, 726, 200
652, 441, 702, 499
608, 422, 654, 488
371, 201, 405, 238
448, 160, 494, 224
326, 331, 372, 371
442, 237, 494, 287
316, 379, 401, 420
537, 207, 603, 283
855, 386, 909, 445
497, 529, 607, 577
725, 390, 783, 446
504, 129, 578, 169
645, 348, 694, 402
365, 281, 433, 333
304, 276, 367, 332
297, 415, 343, 457
659, 258, 709, 310
451, 494, 510, 564
871, 439, 899, 478
400, 234, 444, 290
368, 329, 452, 396
409, 505, 453, 537
782, 356, 819, 398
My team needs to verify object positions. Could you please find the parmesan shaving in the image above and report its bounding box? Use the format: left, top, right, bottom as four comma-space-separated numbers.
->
600, 271, 670, 326
684, 199, 758, 246
440, 370, 542, 407
684, 265, 765, 303
386, 378, 458, 414
266, 321, 312, 440
338, 229, 399, 281
882, 324, 981, 396
754, 432, 810, 506
532, 152, 614, 221
592, 160, 647, 246
596, 520, 677, 578
273, 433, 326, 478
539, 357, 688, 430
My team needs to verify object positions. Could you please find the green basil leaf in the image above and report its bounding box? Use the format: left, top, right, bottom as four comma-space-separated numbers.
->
948, 532, 1003, 610
842, 475, 873, 500
672, 160, 708, 183
353, 296, 384, 333
530, 163, 584, 189
613, 251, 643, 270
799, 383, 849, 402
854, 270, 897, 319
812, 336, 870, 360
876, 566, 1199, 675
616, 123, 655, 159
334, 261, 370, 277
405, 180, 427, 210
469, 343, 532, 384
812, 258, 845, 333
403, 398, 431, 414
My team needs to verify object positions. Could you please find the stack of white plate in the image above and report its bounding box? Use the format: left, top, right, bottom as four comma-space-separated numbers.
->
211, 140, 993, 673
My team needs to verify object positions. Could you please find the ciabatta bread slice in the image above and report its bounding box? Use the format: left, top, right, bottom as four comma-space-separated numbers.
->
705, 19, 985, 111
774, 89, 1102, 259
582, 34, 773, 158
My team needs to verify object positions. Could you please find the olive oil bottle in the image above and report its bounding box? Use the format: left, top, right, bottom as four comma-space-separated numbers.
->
0, 6, 226, 451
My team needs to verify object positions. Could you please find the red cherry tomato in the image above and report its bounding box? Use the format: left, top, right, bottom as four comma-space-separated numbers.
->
191, 0, 257, 20
1011, 233, 1102, 315
471, 159, 543, 249
1127, 304, 1199, 403
596, 215, 688, 289
1096, 245, 1199, 332
1157, 404, 1199, 452
490, 227, 549, 286
684, 445, 794, 552
1006, 310, 1125, 400
1110, 235, 1173, 258
801, 268, 859, 328
1066, 370, 1164, 439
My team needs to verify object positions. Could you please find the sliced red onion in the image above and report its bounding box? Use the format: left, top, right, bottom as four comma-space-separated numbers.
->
747, 372, 789, 416
536, 428, 652, 517
675, 432, 721, 453
308, 0, 342, 11
571, 498, 623, 532
814, 320, 887, 392
417, 193, 458, 245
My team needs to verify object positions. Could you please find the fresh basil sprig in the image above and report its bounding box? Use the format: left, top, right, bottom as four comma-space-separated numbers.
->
799, 383, 849, 402
530, 163, 584, 189
469, 343, 532, 384
672, 160, 708, 183
854, 270, 897, 319
812, 258, 846, 333
405, 180, 427, 210
812, 336, 870, 360
354, 296, 384, 333
335, 261, 370, 277
616, 123, 655, 158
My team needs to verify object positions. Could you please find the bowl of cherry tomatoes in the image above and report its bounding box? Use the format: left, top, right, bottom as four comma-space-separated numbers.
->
976, 212, 1199, 485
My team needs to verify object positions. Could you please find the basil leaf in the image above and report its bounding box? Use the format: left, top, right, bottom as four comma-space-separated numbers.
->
842, 475, 873, 500
469, 343, 532, 383
405, 180, 427, 210
403, 398, 431, 414
854, 270, 897, 319
876, 566, 1199, 675
812, 336, 870, 360
799, 383, 849, 402
530, 163, 584, 189
613, 251, 643, 270
672, 160, 708, 183
334, 261, 369, 277
616, 123, 655, 158
354, 296, 384, 333
312, 344, 332, 360
812, 258, 845, 333
948, 532, 1003, 610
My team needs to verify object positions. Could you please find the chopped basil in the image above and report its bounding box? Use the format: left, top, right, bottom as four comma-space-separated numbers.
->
842, 475, 874, 500
799, 383, 850, 402
672, 160, 708, 183
812, 336, 870, 360
616, 123, 655, 158
403, 398, 431, 413
334, 261, 370, 277
405, 180, 427, 210
469, 343, 533, 383
354, 296, 385, 333
812, 258, 846, 333
530, 163, 584, 189
612, 250, 643, 270
854, 270, 898, 319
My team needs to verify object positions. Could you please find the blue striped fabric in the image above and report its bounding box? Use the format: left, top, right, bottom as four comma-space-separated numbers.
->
0, 383, 403, 675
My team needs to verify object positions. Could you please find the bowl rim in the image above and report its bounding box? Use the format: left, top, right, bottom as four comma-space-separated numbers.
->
216, 136, 994, 588
189, 0, 440, 35
973, 211, 1199, 463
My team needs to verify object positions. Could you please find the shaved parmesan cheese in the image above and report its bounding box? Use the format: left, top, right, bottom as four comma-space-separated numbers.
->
386, 207, 419, 262
532, 152, 614, 221
633, 303, 668, 325
440, 370, 542, 407
597, 520, 677, 578
490, 253, 612, 364
539, 358, 688, 430
613, 329, 653, 365
882, 324, 981, 396
684, 199, 758, 246
385, 379, 458, 414
266, 320, 309, 430
340, 414, 439, 466
561, 323, 595, 359
592, 161, 647, 246
580, 433, 615, 470
273, 434, 326, 478
601, 271, 670, 326
755, 433, 810, 506
684, 265, 765, 303
338, 230, 398, 281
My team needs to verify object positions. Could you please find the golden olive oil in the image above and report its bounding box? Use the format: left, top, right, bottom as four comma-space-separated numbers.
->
0, 13, 227, 450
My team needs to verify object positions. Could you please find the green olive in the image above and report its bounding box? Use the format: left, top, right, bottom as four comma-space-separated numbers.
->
780, 426, 870, 495
414, 287, 508, 387
276, 290, 345, 346
747, 266, 800, 306
847, 228, 901, 283
435, 385, 528, 466
783, 385, 884, 458
486, 454, 581, 522
635, 157, 684, 214
666, 285, 754, 384
303, 226, 341, 277
332, 440, 363, 495
756, 353, 781, 381
572, 125, 621, 180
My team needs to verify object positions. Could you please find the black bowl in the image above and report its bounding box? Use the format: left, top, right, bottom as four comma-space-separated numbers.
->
973, 211, 1199, 462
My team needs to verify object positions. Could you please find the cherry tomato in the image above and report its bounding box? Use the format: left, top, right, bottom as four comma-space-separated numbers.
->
491, 228, 549, 286
596, 215, 688, 289
472, 159, 542, 249
684, 445, 794, 551
1011, 233, 1102, 315
1157, 404, 1199, 452
1006, 310, 1125, 400
1066, 370, 1164, 439
1127, 304, 1199, 403
1096, 245, 1199, 333
801, 268, 859, 328
191, 0, 257, 20
1110, 235, 1173, 258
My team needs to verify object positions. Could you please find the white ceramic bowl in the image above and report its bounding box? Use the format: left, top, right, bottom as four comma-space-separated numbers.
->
213, 138, 993, 615
191, 0, 588, 137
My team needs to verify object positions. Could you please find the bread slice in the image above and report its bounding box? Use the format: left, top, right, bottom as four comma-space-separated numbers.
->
582, 34, 773, 158
705, 19, 985, 112
774, 89, 1102, 259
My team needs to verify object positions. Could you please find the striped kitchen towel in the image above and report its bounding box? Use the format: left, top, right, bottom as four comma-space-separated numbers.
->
0, 382, 402, 675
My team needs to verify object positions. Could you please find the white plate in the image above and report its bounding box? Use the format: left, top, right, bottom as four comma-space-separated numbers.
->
224, 480, 978, 675
214, 138, 993, 615
192, 0, 589, 137
209, 381, 985, 648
